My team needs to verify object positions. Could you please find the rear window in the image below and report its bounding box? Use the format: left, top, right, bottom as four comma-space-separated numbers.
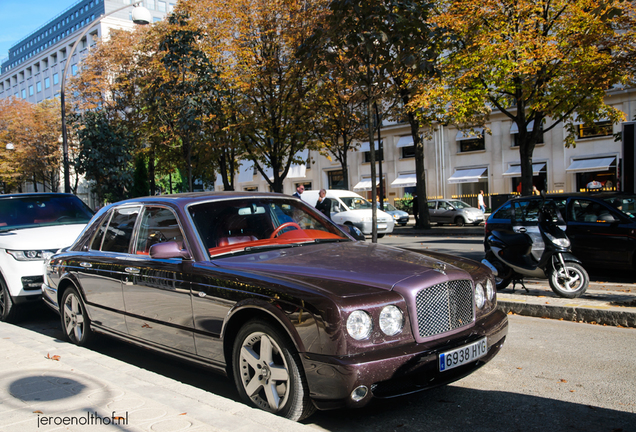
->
0, 195, 93, 230
603, 196, 636, 219
491, 202, 512, 220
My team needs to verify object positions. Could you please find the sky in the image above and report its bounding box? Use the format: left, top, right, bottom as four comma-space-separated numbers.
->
0, 0, 81, 62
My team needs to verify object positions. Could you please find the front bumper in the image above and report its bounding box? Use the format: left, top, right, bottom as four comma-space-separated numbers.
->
355, 220, 395, 235
301, 309, 508, 410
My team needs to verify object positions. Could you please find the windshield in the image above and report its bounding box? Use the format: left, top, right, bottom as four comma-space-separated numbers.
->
340, 196, 373, 210
448, 200, 472, 209
384, 203, 397, 211
604, 196, 636, 219
0, 195, 93, 231
188, 198, 351, 258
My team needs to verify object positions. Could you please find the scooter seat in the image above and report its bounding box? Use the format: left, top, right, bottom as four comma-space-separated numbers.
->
491, 230, 530, 248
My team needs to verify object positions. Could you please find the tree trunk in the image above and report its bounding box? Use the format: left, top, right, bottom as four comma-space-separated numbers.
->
367, 99, 378, 243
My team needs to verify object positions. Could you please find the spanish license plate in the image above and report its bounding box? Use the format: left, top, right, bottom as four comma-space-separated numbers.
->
439, 338, 487, 372
377, 223, 387, 229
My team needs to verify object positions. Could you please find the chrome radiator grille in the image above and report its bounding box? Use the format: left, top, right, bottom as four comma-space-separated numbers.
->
415, 280, 474, 338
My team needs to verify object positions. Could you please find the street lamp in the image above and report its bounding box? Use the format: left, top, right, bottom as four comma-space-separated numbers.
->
60, 1, 152, 193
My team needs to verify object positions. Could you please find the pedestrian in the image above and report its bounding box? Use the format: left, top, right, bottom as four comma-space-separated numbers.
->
315, 189, 332, 219
478, 190, 486, 213
293, 184, 304, 200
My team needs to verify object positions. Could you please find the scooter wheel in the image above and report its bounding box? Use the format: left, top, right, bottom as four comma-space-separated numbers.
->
548, 262, 589, 298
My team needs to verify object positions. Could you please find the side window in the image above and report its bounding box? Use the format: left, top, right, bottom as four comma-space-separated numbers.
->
135, 207, 184, 255
101, 207, 141, 253
427, 201, 436, 210
89, 215, 110, 251
492, 202, 512, 220
571, 200, 615, 223
512, 200, 531, 222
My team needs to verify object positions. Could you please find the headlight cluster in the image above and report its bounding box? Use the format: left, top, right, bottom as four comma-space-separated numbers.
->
6, 249, 57, 261
475, 279, 496, 309
346, 305, 404, 340
545, 232, 570, 248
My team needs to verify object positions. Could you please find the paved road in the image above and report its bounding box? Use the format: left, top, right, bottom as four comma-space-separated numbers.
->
17, 309, 636, 432
303, 315, 636, 432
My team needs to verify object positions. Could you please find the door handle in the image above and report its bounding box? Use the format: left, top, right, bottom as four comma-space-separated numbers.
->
80, 262, 92, 268
125, 267, 140, 275
517, 227, 527, 233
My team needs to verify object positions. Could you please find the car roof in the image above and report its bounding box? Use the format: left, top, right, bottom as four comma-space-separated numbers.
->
103, 191, 292, 209
507, 192, 629, 201
0, 192, 78, 200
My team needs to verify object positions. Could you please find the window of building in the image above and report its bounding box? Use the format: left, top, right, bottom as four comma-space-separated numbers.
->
29, 85, 34, 96
147, 0, 156, 10
21, 89, 26, 98
578, 121, 613, 139
53, 73, 59, 85
328, 170, 345, 190
71, 64, 78, 76
363, 148, 384, 163
44, 77, 50, 89
401, 145, 415, 159
459, 137, 485, 153
36, 82, 42, 93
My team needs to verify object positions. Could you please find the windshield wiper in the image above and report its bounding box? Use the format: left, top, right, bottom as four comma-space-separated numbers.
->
312, 238, 350, 243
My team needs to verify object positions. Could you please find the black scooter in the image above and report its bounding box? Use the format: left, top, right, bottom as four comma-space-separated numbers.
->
482, 194, 589, 298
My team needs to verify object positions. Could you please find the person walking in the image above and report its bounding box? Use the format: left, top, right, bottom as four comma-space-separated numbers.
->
315, 189, 332, 219
478, 190, 486, 213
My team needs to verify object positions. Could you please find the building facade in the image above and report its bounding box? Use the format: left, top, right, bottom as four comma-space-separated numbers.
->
224, 88, 636, 210
0, 0, 172, 205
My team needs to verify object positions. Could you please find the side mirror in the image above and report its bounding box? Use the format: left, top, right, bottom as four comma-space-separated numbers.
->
149, 241, 191, 260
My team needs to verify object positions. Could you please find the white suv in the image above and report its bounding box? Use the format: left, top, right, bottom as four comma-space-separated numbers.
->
0, 193, 93, 322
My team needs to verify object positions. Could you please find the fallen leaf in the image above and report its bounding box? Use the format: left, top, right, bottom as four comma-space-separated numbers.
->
113, 416, 126, 421
516, 367, 522, 370
45, 353, 60, 361
179, 413, 187, 416
560, 379, 567, 383
33, 410, 43, 414
570, 390, 575, 393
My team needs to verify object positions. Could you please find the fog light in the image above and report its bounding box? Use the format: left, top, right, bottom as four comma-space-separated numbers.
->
351, 385, 368, 402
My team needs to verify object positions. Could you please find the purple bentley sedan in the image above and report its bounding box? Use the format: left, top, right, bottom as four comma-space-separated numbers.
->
42, 192, 508, 421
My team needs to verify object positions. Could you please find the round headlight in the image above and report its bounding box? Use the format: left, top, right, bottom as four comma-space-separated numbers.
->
347, 310, 372, 340
379, 305, 404, 336
486, 279, 495, 301
475, 283, 486, 309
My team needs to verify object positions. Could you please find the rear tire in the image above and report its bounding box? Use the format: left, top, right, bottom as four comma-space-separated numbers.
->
548, 262, 589, 299
0, 278, 19, 323
60, 287, 94, 346
232, 320, 316, 421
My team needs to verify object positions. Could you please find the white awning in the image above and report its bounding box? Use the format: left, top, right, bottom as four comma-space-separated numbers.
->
503, 163, 546, 177
237, 160, 254, 183
391, 173, 417, 188
288, 149, 308, 179
566, 157, 616, 173
396, 136, 414, 148
448, 167, 488, 184
353, 177, 380, 191
359, 141, 381, 152
456, 128, 484, 141
510, 120, 535, 134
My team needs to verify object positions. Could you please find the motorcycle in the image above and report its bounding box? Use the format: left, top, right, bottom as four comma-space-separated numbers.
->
482, 193, 589, 298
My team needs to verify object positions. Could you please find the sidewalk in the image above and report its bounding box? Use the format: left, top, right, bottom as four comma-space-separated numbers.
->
497, 280, 636, 328
0, 322, 315, 432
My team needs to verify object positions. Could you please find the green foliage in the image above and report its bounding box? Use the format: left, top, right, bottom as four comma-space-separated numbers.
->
131, 155, 150, 198
72, 110, 134, 204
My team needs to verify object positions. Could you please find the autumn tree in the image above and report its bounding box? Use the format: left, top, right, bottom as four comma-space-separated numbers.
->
0, 98, 62, 192
426, 0, 636, 197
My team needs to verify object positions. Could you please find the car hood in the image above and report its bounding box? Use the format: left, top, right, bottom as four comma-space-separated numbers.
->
336, 209, 394, 223
0, 224, 86, 250
211, 241, 472, 296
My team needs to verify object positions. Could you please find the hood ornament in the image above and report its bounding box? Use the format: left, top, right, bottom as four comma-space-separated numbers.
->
433, 262, 447, 275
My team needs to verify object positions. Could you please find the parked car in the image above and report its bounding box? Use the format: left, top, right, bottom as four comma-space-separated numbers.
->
427, 199, 485, 226
302, 189, 395, 237
485, 192, 636, 271
43, 192, 508, 421
0, 193, 94, 322
378, 202, 410, 226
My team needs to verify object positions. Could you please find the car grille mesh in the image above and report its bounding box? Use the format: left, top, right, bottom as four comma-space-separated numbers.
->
415, 280, 474, 338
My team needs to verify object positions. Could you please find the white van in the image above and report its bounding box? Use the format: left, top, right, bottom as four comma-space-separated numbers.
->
302, 190, 394, 237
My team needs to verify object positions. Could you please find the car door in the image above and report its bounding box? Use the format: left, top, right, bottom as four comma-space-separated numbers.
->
566, 198, 633, 268
122, 205, 196, 354
437, 201, 455, 223
75, 205, 141, 334
427, 201, 439, 222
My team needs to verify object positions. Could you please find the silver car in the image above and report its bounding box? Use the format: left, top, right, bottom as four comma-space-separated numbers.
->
427, 199, 484, 226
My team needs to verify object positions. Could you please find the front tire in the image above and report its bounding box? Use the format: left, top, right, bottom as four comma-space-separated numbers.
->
455, 217, 465, 227
60, 287, 93, 346
0, 278, 19, 322
232, 320, 315, 421
548, 262, 589, 298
